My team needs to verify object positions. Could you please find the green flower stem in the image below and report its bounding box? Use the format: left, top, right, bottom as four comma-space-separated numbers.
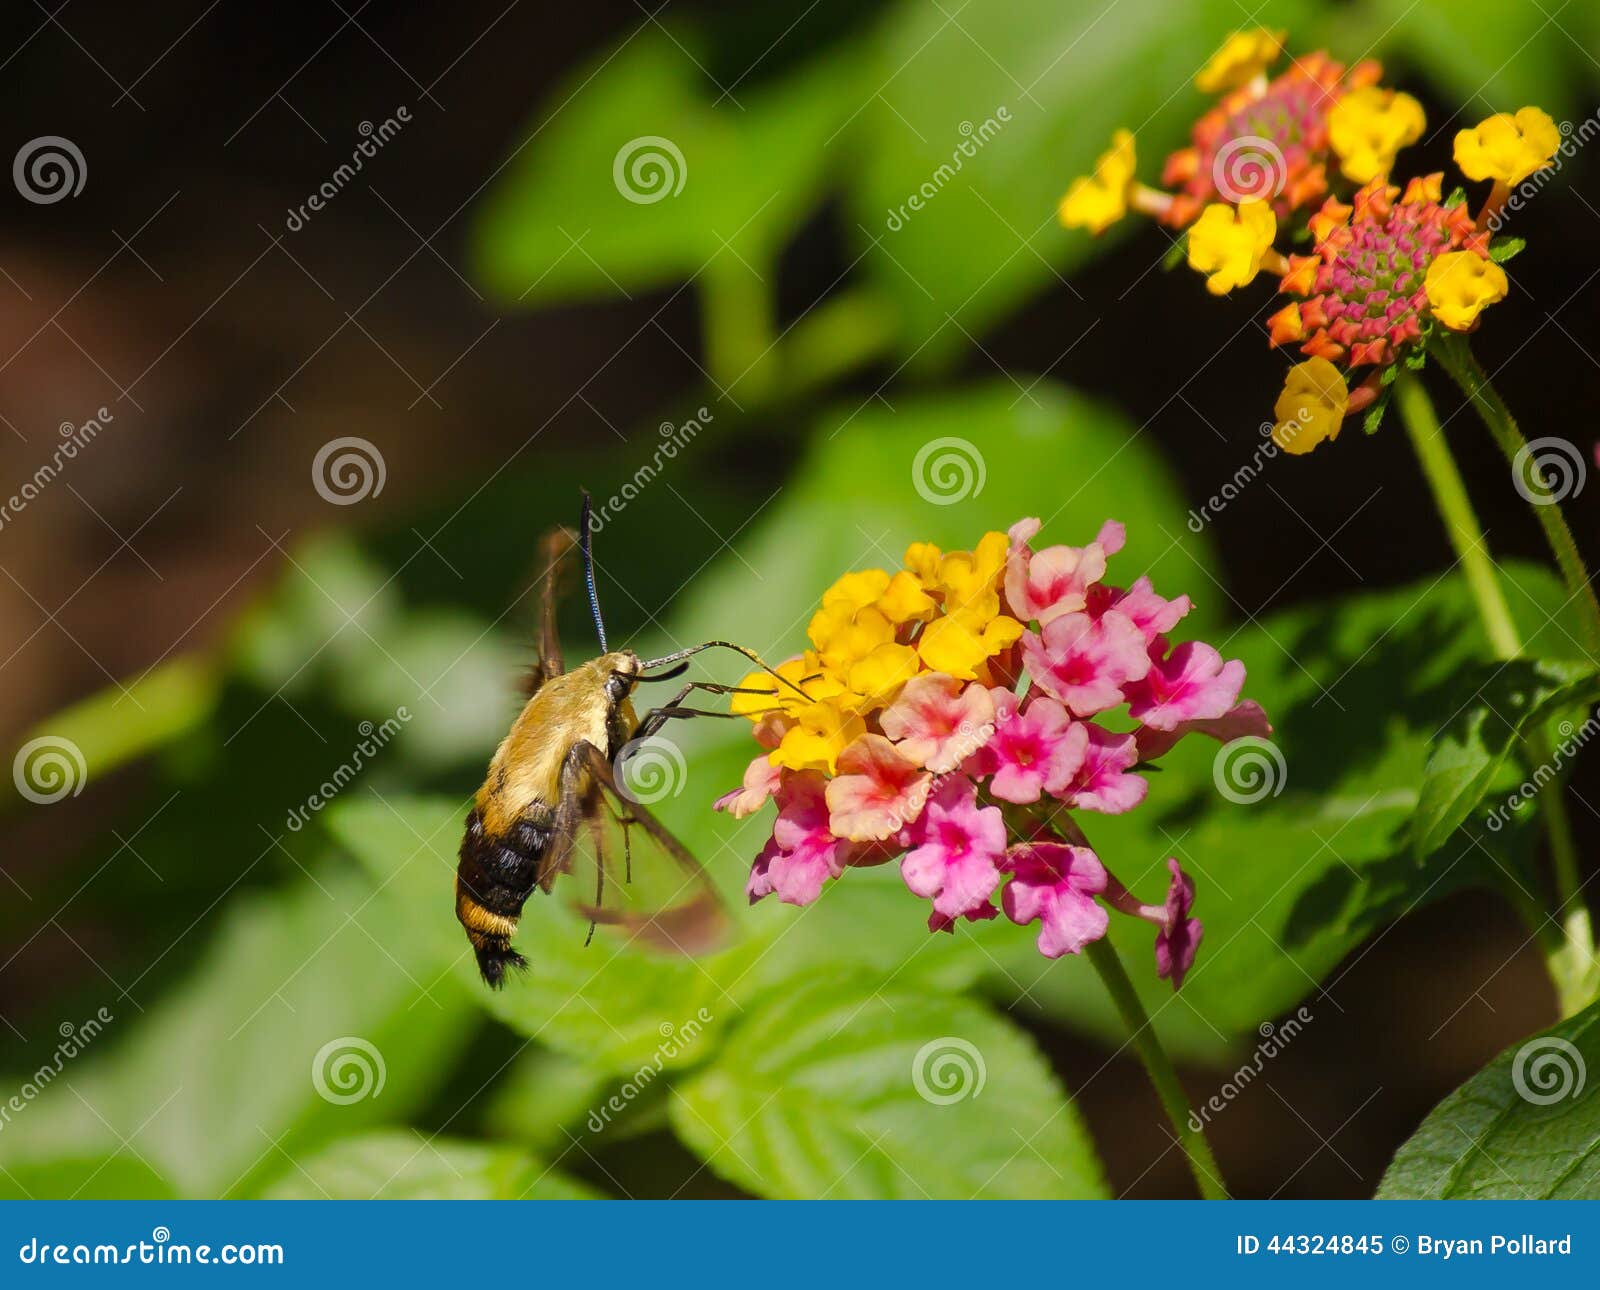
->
1084, 937, 1229, 1199
1432, 330, 1600, 661
1395, 371, 1520, 658
1396, 368, 1596, 1013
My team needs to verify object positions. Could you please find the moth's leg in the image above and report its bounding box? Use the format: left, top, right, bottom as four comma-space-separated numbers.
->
633, 681, 752, 741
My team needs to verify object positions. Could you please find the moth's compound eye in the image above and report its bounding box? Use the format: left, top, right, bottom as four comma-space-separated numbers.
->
605, 673, 631, 702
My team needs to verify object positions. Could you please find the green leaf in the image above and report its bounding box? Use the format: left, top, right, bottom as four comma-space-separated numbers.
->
485, 1048, 618, 1152
1379, 1000, 1600, 1197
670, 976, 1107, 1198
1491, 236, 1527, 263
847, 0, 1313, 364
472, 31, 862, 306
1363, 385, 1392, 435
261, 1130, 601, 1199
0, 1156, 176, 1201
0, 868, 477, 1198
1160, 232, 1188, 272
1410, 658, 1600, 860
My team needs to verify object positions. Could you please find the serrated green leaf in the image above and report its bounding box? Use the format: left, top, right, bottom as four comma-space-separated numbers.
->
260, 1130, 600, 1199
670, 976, 1106, 1198
1378, 999, 1600, 1197
1409, 658, 1600, 860
1491, 236, 1527, 263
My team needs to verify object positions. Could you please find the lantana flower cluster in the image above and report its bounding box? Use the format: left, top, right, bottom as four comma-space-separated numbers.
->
714, 518, 1269, 989
1059, 28, 1562, 457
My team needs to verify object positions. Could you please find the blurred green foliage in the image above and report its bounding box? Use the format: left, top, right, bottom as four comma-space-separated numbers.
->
7, 0, 1600, 1199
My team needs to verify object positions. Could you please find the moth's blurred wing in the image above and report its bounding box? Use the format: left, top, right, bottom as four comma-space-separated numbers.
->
532, 525, 578, 688
561, 743, 730, 956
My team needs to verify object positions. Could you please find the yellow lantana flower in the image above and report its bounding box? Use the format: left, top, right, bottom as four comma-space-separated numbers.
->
918, 611, 1023, 681
808, 602, 895, 673
1187, 201, 1276, 295
1272, 358, 1349, 455
770, 701, 867, 774
820, 568, 890, 614
1425, 252, 1509, 331
1327, 87, 1425, 183
936, 530, 1009, 613
1059, 130, 1137, 235
845, 642, 920, 710
1454, 107, 1561, 186
1195, 28, 1285, 94
877, 570, 936, 624
732, 653, 840, 720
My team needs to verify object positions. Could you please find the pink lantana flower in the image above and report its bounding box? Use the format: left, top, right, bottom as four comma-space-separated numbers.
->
1060, 723, 1148, 814
1126, 640, 1246, 731
747, 773, 850, 907
824, 734, 932, 842
713, 754, 783, 819
1154, 859, 1203, 989
901, 778, 1005, 931
1088, 576, 1192, 645
1001, 841, 1109, 957
1134, 699, 1272, 761
1105, 858, 1204, 990
1022, 609, 1151, 716
1005, 517, 1126, 625
879, 673, 995, 772
965, 694, 1087, 804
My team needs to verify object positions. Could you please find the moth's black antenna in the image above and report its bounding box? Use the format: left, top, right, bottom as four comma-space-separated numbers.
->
580, 490, 608, 652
